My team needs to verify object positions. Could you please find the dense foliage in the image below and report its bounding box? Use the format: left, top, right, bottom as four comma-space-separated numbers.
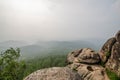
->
23, 54, 67, 79
0, 48, 67, 80
0, 48, 26, 80
106, 69, 120, 80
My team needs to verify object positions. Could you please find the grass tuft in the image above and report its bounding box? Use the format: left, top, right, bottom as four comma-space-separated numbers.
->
106, 69, 120, 80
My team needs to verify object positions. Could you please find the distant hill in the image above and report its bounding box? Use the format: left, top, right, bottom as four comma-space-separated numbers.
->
20, 40, 97, 59
0, 40, 28, 47
0, 40, 104, 59
0, 40, 29, 52
83, 38, 107, 50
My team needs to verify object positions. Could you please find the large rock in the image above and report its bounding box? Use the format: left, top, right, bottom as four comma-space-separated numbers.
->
67, 48, 100, 64
99, 37, 116, 62
105, 42, 120, 77
24, 67, 82, 80
67, 63, 110, 80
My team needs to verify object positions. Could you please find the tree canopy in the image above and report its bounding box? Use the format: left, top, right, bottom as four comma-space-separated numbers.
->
0, 48, 26, 80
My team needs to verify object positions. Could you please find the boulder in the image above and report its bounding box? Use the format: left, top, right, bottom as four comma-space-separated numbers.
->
105, 42, 120, 77
67, 48, 100, 64
67, 63, 110, 80
24, 67, 82, 80
99, 37, 116, 62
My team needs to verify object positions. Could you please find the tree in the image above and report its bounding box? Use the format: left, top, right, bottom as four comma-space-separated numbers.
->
0, 48, 26, 80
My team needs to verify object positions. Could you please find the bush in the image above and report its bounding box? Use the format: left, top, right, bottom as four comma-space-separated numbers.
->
106, 69, 120, 80
23, 54, 67, 78
0, 48, 26, 80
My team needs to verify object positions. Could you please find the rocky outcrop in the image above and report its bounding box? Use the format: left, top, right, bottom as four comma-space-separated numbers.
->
99, 31, 120, 77
67, 48, 110, 80
24, 31, 120, 80
24, 67, 82, 80
67, 48, 100, 64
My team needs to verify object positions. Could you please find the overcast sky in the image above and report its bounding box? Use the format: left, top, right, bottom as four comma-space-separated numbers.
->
0, 0, 120, 42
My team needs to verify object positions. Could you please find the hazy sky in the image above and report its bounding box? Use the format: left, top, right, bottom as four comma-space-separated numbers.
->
0, 0, 120, 42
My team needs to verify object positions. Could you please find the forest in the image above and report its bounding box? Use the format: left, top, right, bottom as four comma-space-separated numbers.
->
0, 48, 67, 80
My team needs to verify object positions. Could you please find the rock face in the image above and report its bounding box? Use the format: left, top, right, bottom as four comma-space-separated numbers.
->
99, 31, 120, 77
105, 42, 120, 76
67, 48, 100, 64
99, 37, 116, 62
24, 67, 82, 80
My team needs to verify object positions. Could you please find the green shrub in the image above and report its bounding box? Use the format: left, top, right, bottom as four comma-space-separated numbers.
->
0, 48, 26, 80
106, 69, 120, 80
23, 54, 67, 78
106, 51, 111, 58
99, 51, 111, 67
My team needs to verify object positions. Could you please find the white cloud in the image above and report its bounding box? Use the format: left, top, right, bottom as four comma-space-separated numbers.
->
112, 0, 120, 15
0, 0, 120, 41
